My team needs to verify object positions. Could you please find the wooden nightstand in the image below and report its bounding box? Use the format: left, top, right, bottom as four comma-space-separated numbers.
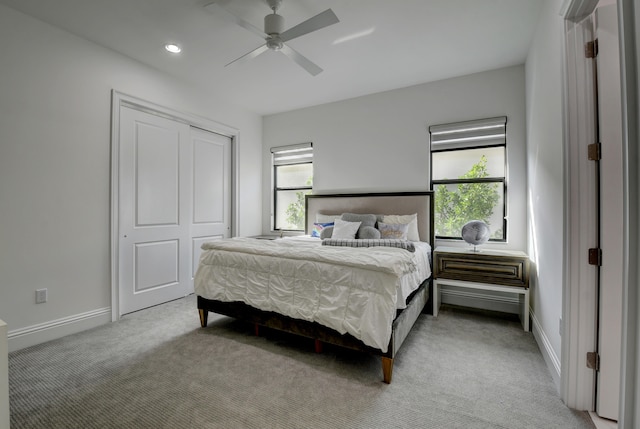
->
433, 246, 531, 331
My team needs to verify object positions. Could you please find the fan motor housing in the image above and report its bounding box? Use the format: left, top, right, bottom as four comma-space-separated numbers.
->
264, 13, 284, 35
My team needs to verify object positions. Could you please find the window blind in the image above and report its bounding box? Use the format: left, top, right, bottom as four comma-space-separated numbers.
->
430, 116, 507, 151
271, 142, 313, 166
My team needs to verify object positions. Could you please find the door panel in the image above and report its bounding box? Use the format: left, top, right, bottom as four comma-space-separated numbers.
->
135, 240, 179, 292
595, 3, 623, 421
193, 137, 225, 223
563, 16, 600, 410
192, 236, 222, 279
136, 123, 180, 225
189, 128, 232, 290
119, 106, 191, 315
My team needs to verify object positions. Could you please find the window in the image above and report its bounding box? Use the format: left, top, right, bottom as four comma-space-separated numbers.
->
429, 117, 507, 241
271, 143, 313, 231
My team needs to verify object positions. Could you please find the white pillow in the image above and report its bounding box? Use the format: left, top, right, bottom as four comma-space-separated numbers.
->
382, 214, 420, 241
378, 222, 409, 240
331, 219, 362, 239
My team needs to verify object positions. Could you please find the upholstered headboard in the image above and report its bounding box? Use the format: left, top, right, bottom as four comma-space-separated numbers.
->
305, 192, 435, 247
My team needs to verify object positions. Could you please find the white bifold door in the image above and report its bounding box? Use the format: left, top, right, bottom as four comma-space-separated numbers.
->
118, 106, 231, 316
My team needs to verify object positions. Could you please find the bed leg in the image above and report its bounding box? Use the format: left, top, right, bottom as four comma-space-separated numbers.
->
254, 323, 260, 336
314, 339, 323, 354
198, 309, 208, 327
381, 357, 393, 384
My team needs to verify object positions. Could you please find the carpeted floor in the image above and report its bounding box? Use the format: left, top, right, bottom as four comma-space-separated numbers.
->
9, 295, 595, 428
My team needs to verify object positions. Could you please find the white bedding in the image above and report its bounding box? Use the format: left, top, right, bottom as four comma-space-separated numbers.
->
282, 236, 432, 307
194, 237, 431, 352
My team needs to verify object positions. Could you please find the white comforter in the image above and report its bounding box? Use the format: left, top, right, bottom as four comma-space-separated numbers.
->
194, 237, 426, 352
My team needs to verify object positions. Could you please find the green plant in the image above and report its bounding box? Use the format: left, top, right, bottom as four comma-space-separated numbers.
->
435, 155, 501, 238
285, 177, 313, 230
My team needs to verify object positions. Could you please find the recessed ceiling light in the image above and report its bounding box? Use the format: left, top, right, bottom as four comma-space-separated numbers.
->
165, 44, 182, 54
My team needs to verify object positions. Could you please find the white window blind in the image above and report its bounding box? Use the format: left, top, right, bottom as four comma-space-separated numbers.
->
430, 116, 506, 151
271, 142, 313, 166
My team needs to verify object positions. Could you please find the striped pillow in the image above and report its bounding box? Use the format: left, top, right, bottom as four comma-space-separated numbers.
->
321, 238, 415, 252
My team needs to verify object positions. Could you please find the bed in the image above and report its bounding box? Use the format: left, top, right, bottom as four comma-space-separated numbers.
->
195, 191, 435, 383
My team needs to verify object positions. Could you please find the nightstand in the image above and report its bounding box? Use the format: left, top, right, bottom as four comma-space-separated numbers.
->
433, 246, 531, 331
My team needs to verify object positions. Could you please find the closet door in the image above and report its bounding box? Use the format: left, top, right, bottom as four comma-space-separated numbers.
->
189, 127, 232, 291
118, 106, 192, 315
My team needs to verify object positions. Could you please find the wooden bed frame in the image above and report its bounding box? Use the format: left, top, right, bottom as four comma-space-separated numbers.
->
197, 191, 435, 383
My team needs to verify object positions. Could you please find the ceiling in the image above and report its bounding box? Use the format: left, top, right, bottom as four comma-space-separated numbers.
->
0, 0, 543, 115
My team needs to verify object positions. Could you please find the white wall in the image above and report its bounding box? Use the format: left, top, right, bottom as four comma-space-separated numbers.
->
0, 4, 263, 350
525, 0, 565, 389
263, 65, 528, 253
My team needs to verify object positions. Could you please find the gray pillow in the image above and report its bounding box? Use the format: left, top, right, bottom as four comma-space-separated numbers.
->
320, 226, 334, 239
341, 213, 377, 238
358, 225, 381, 239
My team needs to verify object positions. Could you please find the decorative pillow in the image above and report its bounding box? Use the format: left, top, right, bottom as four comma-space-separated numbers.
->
331, 219, 362, 239
321, 238, 415, 252
316, 213, 342, 224
382, 214, 420, 241
358, 225, 381, 239
341, 213, 377, 238
320, 226, 333, 239
311, 222, 334, 238
378, 222, 409, 240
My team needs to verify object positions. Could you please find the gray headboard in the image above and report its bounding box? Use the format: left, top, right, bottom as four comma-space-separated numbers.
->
305, 192, 435, 247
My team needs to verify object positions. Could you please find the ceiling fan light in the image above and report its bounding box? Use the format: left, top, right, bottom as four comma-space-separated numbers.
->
266, 37, 283, 51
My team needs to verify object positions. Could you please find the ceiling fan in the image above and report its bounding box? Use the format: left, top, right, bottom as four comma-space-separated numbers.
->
205, 0, 339, 76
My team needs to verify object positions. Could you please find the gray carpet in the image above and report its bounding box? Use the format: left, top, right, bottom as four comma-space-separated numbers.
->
9, 295, 594, 429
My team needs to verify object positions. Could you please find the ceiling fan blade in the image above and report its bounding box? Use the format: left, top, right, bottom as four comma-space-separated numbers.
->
280, 44, 323, 76
225, 44, 269, 67
280, 9, 339, 42
204, 2, 266, 39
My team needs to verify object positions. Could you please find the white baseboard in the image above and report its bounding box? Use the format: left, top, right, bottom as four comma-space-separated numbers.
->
440, 286, 521, 314
531, 308, 561, 392
7, 307, 111, 352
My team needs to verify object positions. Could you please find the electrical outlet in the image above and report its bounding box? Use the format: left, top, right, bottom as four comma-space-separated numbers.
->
35, 288, 48, 304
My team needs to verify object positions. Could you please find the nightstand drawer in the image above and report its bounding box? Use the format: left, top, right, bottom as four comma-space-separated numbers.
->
434, 251, 529, 288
